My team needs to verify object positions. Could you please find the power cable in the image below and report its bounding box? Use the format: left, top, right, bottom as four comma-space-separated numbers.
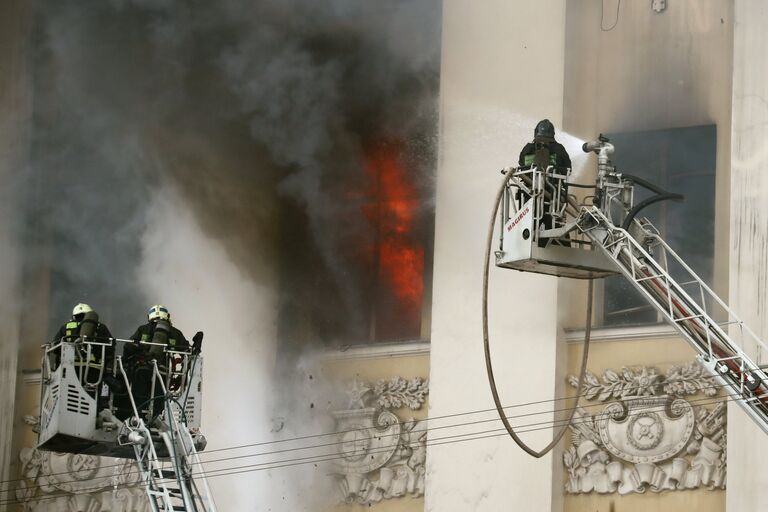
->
0, 390, 741, 507
3, 369, 724, 490
0, 371, 736, 492
1, 387, 741, 502
3, 388, 730, 500
196, 392, 731, 479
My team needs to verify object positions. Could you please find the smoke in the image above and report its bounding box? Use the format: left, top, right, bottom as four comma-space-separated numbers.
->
26, 0, 440, 338
22, 0, 440, 509
557, 130, 590, 180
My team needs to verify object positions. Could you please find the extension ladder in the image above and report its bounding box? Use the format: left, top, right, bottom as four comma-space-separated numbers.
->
119, 359, 217, 512
575, 205, 768, 433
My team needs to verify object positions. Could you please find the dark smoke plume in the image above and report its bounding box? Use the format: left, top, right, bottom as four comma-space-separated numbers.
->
25, 0, 441, 341
15, 2, 440, 508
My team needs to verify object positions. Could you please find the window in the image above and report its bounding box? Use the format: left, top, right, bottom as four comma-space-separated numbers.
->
276, 138, 435, 348
602, 125, 716, 327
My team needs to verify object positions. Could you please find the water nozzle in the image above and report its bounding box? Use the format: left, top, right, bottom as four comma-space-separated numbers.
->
582, 134, 613, 154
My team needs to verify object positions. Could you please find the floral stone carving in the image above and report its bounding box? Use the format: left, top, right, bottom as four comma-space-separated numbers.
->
563, 362, 726, 495
15, 448, 149, 511
332, 377, 428, 504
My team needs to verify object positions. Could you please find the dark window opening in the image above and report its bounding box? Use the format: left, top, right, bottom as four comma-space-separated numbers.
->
602, 125, 716, 327
276, 138, 435, 349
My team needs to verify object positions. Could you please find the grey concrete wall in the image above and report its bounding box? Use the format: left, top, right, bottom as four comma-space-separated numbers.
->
427, 1, 566, 510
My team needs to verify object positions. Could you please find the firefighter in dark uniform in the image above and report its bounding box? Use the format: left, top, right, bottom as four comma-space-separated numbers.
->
51, 303, 113, 344
50, 303, 114, 375
129, 304, 190, 352
122, 305, 189, 420
51, 303, 115, 410
518, 119, 572, 170
517, 120, 573, 241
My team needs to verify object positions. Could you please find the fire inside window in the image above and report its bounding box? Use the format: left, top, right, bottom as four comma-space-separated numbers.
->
362, 141, 428, 342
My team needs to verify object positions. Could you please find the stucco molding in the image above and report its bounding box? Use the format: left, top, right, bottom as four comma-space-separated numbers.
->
322, 340, 430, 361
565, 324, 678, 343
563, 361, 726, 495
331, 377, 428, 504
15, 448, 149, 511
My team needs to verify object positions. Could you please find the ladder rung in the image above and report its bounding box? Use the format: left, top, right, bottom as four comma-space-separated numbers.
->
673, 314, 704, 323
635, 273, 665, 283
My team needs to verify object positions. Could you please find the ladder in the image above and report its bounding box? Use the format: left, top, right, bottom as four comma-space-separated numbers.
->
118, 359, 217, 512
575, 204, 768, 433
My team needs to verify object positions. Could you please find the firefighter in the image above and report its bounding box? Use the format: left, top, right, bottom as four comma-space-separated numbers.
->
50, 303, 115, 405
518, 119, 572, 170
517, 120, 573, 244
129, 304, 189, 352
51, 303, 113, 344
124, 305, 189, 420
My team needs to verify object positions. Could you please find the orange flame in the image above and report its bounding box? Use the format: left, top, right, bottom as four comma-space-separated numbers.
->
364, 142, 424, 332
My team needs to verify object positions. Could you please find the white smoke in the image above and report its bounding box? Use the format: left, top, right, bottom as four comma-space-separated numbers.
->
137, 186, 337, 510
557, 130, 590, 180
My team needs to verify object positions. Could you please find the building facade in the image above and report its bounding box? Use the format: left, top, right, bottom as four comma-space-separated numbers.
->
2, 1, 768, 511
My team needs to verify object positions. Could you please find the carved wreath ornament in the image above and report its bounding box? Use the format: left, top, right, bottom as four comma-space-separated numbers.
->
564, 362, 726, 495
567, 363, 718, 402
332, 377, 428, 504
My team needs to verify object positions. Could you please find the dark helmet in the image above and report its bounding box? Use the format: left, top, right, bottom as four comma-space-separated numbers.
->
534, 119, 555, 140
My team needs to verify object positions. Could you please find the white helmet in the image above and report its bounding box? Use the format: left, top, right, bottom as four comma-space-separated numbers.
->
148, 304, 170, 322
72, 303, 93, 317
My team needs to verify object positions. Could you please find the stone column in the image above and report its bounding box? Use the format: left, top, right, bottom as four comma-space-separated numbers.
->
727, 2, 768, 510
0, 0, 30, 508
426, 2, 566, 511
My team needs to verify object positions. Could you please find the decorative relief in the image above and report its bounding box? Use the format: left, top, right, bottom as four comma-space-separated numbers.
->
373, 377, 429, 410
15, 448, 149, 512
564, 362, 726, 495
332, 377, 428, 504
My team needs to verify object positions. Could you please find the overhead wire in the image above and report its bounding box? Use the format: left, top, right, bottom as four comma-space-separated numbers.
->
0, 389, 742, 507
0, 386, 742, 504
0, 371, 730, 492
192, 386, 737, 473
193, 391, 732, 479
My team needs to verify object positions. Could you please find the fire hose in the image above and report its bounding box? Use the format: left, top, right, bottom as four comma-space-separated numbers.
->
482, 167, 593, 458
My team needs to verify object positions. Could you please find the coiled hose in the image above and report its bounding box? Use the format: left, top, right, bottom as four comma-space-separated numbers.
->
482, 168, 593, 458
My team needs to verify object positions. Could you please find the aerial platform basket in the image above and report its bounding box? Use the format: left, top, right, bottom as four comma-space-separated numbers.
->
38, 338, 204, 459
37, 335, 218, 511
493, 136, 768, 440
494, 165, 619, 279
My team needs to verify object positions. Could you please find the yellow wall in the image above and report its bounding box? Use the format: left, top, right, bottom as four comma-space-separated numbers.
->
322, 350, 430, 512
